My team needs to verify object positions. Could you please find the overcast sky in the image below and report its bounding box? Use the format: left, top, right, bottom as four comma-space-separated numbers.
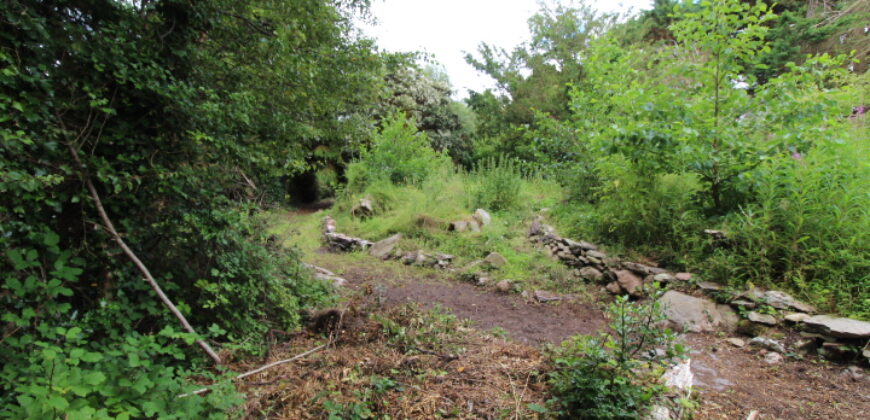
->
359, 0, 652, 98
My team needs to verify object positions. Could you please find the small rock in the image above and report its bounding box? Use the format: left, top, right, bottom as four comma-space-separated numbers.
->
803, 315, 870, 339
586, 250, 607, 260
747, 311, 778, 326
473, 209, 491, 226
449, 220, 468, 232
533, 290, 562, 303
662, 359, 693, 391
483, 252, 508, 268
351, 197, 374, 218
717, 304, 740, 332
750, 337, 787, 354
763, 352, 783, 365
726, 337, 746, 348
578, 267, 604, 283
622, 261, 653, 276
614, 269, 644, 296
698, 281, 723, 291
648, 405, 671, 420
468, 220, 481, 232
675, 272, 693, 281
731, 299, 757, 309
841, 366, 865, 382
783, 312, 811, 323
605, 282, 623, 295
369, 233, 402, 259
495, 280, 512, 293
753, 289, 816, 313
653, 273, 676, 283
323, 216, 337, 234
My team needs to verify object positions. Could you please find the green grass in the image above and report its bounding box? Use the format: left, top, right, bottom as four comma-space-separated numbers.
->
267, 170, 591, 295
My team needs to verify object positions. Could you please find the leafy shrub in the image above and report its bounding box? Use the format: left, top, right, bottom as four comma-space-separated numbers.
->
548, 290, 684, 419
346, 113, 451, 192
589, 156, 704, 255
469, 155, 524, 212
706, 132, 870, 319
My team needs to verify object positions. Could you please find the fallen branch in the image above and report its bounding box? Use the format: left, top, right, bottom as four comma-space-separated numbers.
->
179, 342, 328, 397
67, 143, 221, 365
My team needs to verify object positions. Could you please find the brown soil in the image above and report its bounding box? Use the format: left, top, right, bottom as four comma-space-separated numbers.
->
308, 253, 870, 419
329, 261, 606, 345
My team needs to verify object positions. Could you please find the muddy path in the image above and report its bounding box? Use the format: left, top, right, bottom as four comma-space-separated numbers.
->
309, 252, 869, 419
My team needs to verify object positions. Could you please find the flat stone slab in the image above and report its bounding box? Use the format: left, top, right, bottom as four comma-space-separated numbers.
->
803, 315, 870, 339
659, 290, 734, 333
370, 233, 402, 259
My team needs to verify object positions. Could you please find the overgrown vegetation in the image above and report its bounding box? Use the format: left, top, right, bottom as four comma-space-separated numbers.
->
3, 0, 869, 417
548, 289, 686, 419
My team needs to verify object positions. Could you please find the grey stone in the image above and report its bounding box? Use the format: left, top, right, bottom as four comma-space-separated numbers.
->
483, 252, 508, 268
716, 304, 740, 332
698, 281, 723, 291
730, 299, 757, 309
351, 197, 374, 218
533, 290, 562, 303
495, 280, 512, 293
653, 273, 676, 283
783, 312, 811, 323
658, 291, 734, 333
623, 261, 654, 276
746, 288, 815, 313
841, 366, 865, 382
747, 311, 778, 326
615, 269, 644, 296
726, 338, 745, 348
323, 216, 337, 233
803, 315, 870, 339
647, 406, 671, 420
662, 359, 693, 391
674, 272, 693, 281
586, 250, 607, 260
605, 282, 623, 295
750, 337, 787, 354
369, 233, 402, 259
473, 209, 492, 226
764, 352, 784, 365
449, 220, 468, 232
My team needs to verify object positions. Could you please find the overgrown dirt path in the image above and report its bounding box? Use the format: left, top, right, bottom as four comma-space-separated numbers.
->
307, 250, 869, 420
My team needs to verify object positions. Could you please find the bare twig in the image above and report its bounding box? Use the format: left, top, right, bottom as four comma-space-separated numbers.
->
66, 143, 222, 365
179, 342, 329, 398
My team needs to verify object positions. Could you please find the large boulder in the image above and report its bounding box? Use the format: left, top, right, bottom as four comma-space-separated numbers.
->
658, 291, 735, 333
370, 233, 402, 259
803, 315, 870, 339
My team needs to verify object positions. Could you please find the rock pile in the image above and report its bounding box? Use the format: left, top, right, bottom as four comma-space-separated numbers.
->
528, 216, 870, 362
321, 216, 453, 270
322, 216, 373, 251
448, 209, 492, 233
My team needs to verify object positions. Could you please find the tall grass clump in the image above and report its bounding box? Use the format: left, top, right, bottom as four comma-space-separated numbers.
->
707, 130, 869, 319
469, 155, 524, 212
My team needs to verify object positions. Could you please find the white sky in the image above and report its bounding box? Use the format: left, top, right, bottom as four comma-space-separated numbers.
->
359, 0, 653, 98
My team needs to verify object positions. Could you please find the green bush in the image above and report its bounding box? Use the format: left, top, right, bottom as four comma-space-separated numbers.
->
589, 156, 704, 255
469, 155, 524, 212
346, 113, 451, 193
548, 291, 684, 419
706, 132, 870, 319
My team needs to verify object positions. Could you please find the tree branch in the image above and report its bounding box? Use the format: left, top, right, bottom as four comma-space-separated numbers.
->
66, 142, 222, 365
